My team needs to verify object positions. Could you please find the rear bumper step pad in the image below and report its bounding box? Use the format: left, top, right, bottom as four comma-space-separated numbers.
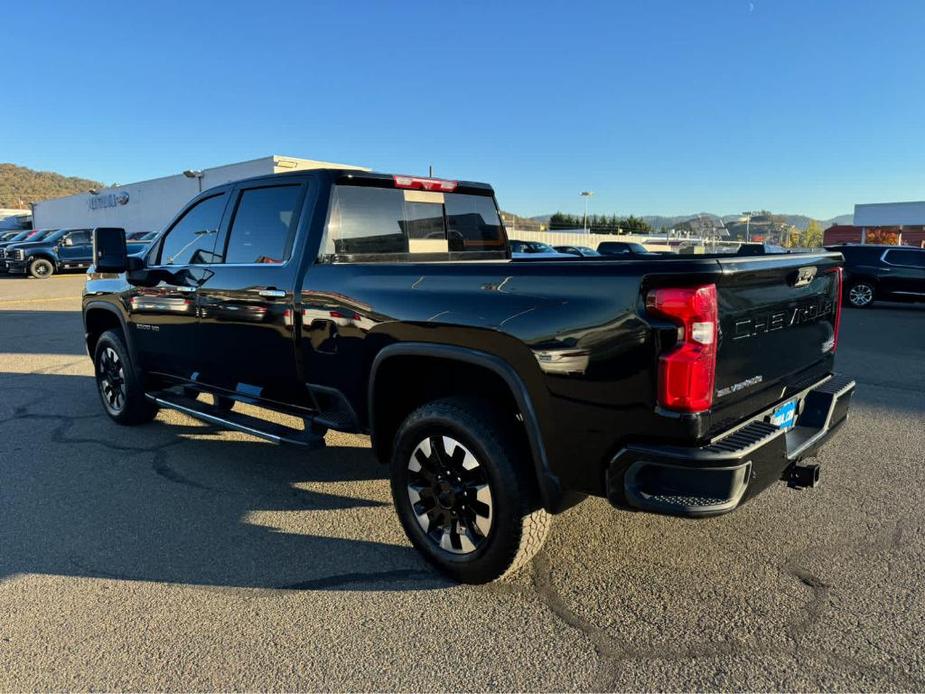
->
606, 373, 855, 517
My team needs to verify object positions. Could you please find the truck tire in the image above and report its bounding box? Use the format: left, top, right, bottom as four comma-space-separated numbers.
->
93, 329, 158, 425
390, 397, 551, 584
28, 258, 55, 279
846, 280, 875, 308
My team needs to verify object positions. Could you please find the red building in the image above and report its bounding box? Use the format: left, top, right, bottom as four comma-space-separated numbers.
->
823, 224, 862, 245
824, 224, 925, 247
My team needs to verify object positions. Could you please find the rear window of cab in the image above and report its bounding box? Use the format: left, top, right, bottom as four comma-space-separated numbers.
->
321, 185, 507, 261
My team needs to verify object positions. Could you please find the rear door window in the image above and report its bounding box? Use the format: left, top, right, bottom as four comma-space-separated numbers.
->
322, 185, 506, 259
884, 249, 925, 268
221, 185, 302, 264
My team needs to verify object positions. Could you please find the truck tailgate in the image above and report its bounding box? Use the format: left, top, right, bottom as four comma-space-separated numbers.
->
711, 252, 843, 427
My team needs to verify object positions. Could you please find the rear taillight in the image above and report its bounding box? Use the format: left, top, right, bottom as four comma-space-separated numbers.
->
392, 175, 458, 192
828, 266, 843, 352
646, 284, 718, 413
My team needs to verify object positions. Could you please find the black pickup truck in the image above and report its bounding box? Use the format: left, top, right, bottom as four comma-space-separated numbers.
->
83, 169, 854, 583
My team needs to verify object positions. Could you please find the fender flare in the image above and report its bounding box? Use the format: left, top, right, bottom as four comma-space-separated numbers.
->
845, 274, 878, 286
83, 301, 137, 362
368, 342, 561, 511
25, 252, 57, 269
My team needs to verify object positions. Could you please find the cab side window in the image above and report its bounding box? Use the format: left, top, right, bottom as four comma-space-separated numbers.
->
66, 230, 91, 245
221, 185, 301, 264
158, 194, 227, 266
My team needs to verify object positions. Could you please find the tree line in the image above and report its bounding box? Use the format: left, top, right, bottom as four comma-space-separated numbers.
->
548, 212, 653, 234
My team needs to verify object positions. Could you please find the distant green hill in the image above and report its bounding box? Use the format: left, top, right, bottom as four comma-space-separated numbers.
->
0, 163, 103, 208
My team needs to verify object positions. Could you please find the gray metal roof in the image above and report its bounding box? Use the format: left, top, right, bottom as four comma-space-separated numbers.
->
854, 200, 925, 226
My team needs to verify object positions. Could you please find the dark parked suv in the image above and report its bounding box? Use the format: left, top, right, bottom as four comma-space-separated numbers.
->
827, 244, 925, 308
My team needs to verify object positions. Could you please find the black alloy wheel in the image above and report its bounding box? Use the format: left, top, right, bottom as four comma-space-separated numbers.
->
93, 330, 158, 425
406, 434, 493, 554
97, 345, 126, 416
390, 397, 551, 584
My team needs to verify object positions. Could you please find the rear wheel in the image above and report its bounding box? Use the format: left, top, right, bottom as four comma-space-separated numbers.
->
390, 397, 551, 584
94, 330, 158, 425
846, 280, 875, 308
28, 258, 54, 279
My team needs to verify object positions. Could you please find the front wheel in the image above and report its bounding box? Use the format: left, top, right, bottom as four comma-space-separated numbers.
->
390, 398, 551, 584
94, 330, 158, 425
846, 280, 875, 308
28, 258, 54, 279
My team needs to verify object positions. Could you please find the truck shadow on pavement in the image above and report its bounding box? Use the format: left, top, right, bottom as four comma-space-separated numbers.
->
0, 372, 450, 592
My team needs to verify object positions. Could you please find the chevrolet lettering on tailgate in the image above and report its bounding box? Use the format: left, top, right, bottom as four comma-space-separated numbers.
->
732, 298, 835, 341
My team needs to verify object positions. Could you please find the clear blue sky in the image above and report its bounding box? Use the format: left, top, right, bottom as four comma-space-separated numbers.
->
3, 0, 923, 219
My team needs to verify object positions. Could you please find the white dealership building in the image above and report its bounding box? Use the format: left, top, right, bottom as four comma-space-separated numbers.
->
32, 155, 368, 234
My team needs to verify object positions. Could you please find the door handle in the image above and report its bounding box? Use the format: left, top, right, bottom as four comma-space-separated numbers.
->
258, 289, 286, 298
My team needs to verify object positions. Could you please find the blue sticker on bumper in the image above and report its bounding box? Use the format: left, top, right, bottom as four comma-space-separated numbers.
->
770, 400, 798, 430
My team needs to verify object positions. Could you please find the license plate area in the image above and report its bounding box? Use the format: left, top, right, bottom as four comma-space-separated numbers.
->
769, 399, 798, 430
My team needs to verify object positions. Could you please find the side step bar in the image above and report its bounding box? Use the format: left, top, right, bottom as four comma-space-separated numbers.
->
146, 391, 325, 449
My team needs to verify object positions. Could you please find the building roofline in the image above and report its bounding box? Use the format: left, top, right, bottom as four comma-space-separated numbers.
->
854, 200, 925, 209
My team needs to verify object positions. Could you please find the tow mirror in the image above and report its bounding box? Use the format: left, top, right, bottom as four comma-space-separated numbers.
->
93, 227, 128, 273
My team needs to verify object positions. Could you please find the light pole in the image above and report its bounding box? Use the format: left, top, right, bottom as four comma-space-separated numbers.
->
742, 211, 754, 242
580, 191, 594, 231
184, 169, 204, 193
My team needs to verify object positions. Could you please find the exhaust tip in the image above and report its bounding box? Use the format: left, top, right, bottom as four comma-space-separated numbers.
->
788, 463, 821, 489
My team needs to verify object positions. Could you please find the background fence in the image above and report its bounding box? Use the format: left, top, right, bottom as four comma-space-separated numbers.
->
506, 229, 675, 252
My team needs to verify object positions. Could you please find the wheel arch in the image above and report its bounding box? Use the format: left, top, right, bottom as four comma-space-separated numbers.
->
26, 253, 58, 269
84, 302, 133, 359
846, 273, 878, 287
368, 342, 561, 512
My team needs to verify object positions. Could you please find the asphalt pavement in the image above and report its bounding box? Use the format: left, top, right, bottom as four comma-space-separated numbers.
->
1, 273, 923, 691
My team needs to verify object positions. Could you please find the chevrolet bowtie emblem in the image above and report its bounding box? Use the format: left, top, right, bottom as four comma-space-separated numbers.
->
791, 266, 817, 288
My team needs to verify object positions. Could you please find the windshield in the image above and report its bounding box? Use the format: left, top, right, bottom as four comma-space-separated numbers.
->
19, 229, 60, 243
600, 241, 648, 254
29, 229, 65, 243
